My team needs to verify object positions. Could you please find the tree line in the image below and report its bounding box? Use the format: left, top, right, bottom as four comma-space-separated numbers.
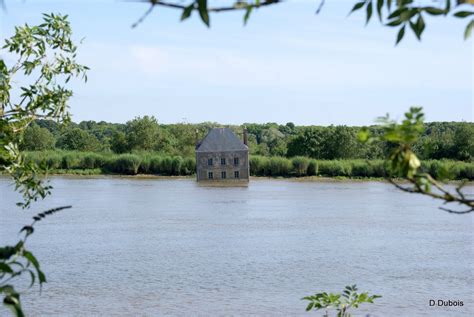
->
23, 116, 474, 162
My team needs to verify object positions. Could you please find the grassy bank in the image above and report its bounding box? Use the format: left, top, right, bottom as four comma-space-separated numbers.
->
23, 151, 474, 180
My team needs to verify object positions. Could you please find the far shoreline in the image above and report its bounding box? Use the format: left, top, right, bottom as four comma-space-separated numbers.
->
1, 173, 472, 184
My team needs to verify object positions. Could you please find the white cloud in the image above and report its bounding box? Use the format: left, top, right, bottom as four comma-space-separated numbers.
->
127, 41, 471, 93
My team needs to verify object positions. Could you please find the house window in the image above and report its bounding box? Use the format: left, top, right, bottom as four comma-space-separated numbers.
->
234, 171, 240, 179
221, 171, 226, 179
208, 172, 213, 179
221, 158, 226, 165
208, 158, 213, 166
234, 157, 239, 165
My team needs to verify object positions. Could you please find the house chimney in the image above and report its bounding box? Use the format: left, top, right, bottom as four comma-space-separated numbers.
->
243, 128, 248, 146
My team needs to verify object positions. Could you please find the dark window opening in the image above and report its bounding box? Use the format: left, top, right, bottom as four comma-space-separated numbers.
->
208, 158, 213, 166
234, 157, 239, 165
221, 171, 226, 179
221, 158, 226, 165
208, 172, 213, 179
234, 171, 240, 179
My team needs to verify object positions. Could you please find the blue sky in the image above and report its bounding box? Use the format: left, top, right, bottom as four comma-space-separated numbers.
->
1, 0, 472, 125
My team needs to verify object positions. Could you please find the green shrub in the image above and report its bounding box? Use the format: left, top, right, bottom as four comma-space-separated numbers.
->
45, 153, 62, 169
249, 155, 269, 176
138, 155, 151, 174
459, 163, 474, 180
292, 156, 309, 176
81, 153, 104, 169
18, 151, 473, 180
161, 156, 173, 175
110, 154, 141, 175
370, 160, 386, 177
426, 160, 442, 179
350, 161, 369, 177
182, 157, 196, 175
171, 156, 183, 175
149, 156, 162, 174
318, 160, 352, 177
268, 157, 292, 176
62, 153, 81, 169
307, 159, 318, 176
25, 152, 44, 166
447, 162, 461, 180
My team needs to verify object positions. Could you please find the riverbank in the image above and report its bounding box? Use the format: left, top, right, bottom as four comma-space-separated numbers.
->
21, 151, 474, 180
2, 172, 473, 186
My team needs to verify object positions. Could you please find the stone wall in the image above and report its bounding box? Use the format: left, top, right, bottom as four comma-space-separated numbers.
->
196, 150, 249, 182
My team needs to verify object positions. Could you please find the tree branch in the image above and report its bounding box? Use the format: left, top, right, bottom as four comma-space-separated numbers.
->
129, 0, 284, 27
387, 177, 474, 214
137, 0, 283, 12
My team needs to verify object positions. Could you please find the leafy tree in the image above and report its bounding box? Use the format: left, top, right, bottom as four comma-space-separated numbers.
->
287, 127, 326, 158
34, 119, 62, 137
134, 0, 474, 43
164, 123, 198, 156
77, 120, 119, 149
125, 115, 160, 151
279, 122, 296, 136
415, 123, 456, 160
20, 124, 55, 151
21, 117, 474, 163
56, 128, 102, 152
0, 13, 87, 316
324, 126, 359, 159
110, 130, 129, 153
260, 127, 287, 156
453, 122, 474, 161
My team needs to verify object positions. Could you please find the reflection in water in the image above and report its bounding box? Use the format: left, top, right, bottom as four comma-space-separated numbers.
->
1, 177, 473, 316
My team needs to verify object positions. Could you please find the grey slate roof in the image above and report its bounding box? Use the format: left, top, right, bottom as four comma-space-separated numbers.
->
196, 128, 248, 152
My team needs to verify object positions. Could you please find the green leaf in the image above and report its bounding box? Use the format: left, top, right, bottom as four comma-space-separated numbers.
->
0, 263, 13, 274
244, 6, 253, 25
417, 15, 425, 30
388, 8, 404, 19
23, 250, 47, 284
416, 15, 425, 39
387, 0, 392, 10
3, 293, 24, 317
23, 251, 39, 268
454, 11, 474, 18
386, 19, 403, 26
424, 7, 446, 16
409, 14, 425, 40
0, 246, 16, 260
366, 2, 373, 24
38, 270, 47, 284
377, 0, 384, 21
181, 3, 194, 21
350, 1, 365, 14
19, 225, 34, 236
409, 21, 418, 38
396, 25, 405, 44
197, 0, 210, 27
464, 19, 474, 39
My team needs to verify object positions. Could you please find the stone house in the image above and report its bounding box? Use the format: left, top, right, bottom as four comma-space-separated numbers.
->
195, 128, 249, 182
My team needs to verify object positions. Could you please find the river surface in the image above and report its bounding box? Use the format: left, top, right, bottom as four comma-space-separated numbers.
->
0, 177, 473, 316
